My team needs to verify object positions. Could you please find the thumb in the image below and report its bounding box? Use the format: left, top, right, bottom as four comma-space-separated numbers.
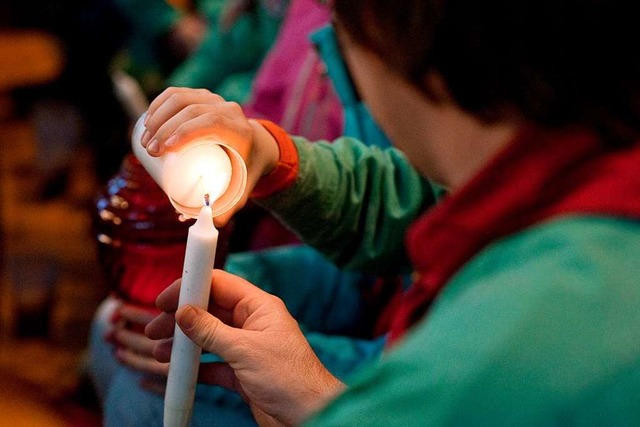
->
175, 304, 239, 360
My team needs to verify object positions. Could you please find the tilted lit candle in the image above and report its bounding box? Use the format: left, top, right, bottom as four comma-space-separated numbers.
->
131, 112, 248, 219
164, 195, 218, 427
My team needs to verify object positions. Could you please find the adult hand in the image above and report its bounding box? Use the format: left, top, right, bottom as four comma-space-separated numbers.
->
110, 303, 169, 394
139, 87, 281, 226
146, 270, 345, 426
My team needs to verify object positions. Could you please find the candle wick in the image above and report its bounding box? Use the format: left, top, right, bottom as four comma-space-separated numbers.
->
204, 193, 210, 207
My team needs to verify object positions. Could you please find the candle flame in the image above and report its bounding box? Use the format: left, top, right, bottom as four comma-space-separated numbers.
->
200, 175, 211, 207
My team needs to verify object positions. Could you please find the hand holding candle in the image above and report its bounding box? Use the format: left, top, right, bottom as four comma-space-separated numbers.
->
164, 194, 218, 427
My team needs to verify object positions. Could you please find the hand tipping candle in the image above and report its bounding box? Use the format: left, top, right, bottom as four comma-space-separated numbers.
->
164, 194, 218, 427
131, 112, 248, 220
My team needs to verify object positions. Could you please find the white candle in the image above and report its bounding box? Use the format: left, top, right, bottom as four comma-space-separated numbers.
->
164, 197, 218, 427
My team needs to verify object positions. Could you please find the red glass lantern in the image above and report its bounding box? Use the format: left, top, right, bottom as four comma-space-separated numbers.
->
93, 153, 232, 308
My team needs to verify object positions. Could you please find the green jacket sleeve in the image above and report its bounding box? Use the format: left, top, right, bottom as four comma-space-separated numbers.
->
257, 136, 437, 275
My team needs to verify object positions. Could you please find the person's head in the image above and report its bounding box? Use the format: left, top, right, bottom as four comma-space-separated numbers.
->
333, 0, 640, 147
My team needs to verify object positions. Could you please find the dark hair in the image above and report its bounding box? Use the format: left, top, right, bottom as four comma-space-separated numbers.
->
334, 0, 640, 143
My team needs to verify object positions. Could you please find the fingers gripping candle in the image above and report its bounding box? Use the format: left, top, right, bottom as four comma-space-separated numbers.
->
164, 195, 217, 427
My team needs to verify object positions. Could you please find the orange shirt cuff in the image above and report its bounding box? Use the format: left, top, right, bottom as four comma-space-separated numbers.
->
250, 119, 300, 199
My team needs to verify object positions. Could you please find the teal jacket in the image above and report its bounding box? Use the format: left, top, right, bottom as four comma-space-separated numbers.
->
311, 217, 640, 425
258, 135, 640, 425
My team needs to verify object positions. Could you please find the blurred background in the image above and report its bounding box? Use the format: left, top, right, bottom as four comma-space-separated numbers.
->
0, 0, 128, 424
0, 93, 107, 426
0, 0, 322, 424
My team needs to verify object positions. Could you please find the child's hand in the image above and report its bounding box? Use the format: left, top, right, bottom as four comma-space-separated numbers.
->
140, 87, 280, 227
110, 303, 169, 394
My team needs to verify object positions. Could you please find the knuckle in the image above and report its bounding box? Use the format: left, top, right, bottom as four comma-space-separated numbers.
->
167, 91, 187, 107
224, 101, 243, 115
270, 294, 287, 310
205, 90, 224, 103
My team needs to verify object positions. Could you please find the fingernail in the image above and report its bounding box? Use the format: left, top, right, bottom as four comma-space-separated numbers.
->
143, 113, 150, 126
178, 306, 197, 330
147, 139, 160, 154
141, 130, 150, 147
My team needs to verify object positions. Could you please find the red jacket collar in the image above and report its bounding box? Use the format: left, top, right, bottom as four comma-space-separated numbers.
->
389, 126, 640, 344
